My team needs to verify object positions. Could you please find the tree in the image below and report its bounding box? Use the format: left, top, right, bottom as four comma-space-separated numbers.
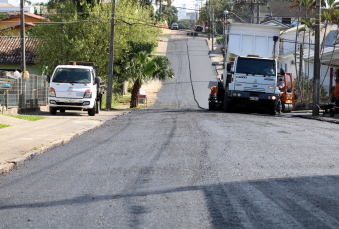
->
30, 0, 159, 88
160, 5, 178, 27
123, 51, 174, 108
177, 19, 195, 29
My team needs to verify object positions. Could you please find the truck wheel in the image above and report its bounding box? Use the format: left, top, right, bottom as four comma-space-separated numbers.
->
223, 94, 232, 112
269, 103, 276, 115
95, 99, 99, 114
60, 109, 65, 113
49, 107, 57, 115
209, 102, 215, 110
88, 103, 96, 116
281, 102, 285, 112
330, 108, 335, 117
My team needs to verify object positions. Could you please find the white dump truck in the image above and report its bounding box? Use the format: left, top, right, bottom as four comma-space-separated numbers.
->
47, 62, 105, 116
209, 23, 282, 115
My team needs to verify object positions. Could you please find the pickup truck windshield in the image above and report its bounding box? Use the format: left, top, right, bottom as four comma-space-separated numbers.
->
236, 57, 276, 76
52, 68, 91, 84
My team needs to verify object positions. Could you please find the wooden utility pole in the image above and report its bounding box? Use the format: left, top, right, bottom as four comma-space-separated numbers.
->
313, 0, 321, 116
20, 0, 25, 108
211, 5, 214, 51
106, 0, 116, 110
299, 44, 303, 102
20, 0, 25, 74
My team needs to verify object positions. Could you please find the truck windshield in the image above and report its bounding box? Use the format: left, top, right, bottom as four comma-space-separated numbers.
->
52, 68, 91, 84
236, 57, 276, 76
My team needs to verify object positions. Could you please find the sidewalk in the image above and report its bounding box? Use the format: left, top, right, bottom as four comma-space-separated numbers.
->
0, 110, 129, 174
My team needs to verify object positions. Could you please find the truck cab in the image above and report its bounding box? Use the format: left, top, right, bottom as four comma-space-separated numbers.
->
47, 62, 104, 116
224, 56, 280, 114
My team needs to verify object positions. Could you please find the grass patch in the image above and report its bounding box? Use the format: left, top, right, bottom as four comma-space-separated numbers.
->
5, 114, 45, 121
216, 37, 223, 45
101, 93, 147, 110
0, 124, 10, 129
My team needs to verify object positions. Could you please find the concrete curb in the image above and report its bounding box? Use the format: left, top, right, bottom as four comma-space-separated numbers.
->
294, 114, 339, 124
0, 110, 130, 175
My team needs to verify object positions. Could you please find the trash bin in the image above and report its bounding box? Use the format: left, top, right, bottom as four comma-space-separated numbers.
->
139, 88, 147, 104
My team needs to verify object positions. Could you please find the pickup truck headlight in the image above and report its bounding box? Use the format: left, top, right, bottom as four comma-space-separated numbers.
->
84, 89, 92, 98
49, 87, 56, 97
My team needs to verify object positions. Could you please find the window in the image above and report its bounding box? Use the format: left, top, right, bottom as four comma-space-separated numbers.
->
236, 57, 276, 76
282, 18, 291, 24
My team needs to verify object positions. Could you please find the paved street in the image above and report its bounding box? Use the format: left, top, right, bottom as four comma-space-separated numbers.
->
1, 31, 339, 228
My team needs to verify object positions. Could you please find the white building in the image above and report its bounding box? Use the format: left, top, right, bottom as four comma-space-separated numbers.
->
178, 4, 186, 18
278, 24, 339, 95
0, 0, 45, 14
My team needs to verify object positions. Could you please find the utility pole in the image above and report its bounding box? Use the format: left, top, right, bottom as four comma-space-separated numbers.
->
20, 0, 25, 107
257, 2, 260, 24
211, 5, 214, 51
299, 44, 303, 101
313, 0, 321, 116
208, 0, 211, 40
106, 0, 116, 110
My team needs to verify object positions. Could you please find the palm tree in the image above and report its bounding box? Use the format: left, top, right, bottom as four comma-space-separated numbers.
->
124, 51, 175, 108
155, 0, 172, 22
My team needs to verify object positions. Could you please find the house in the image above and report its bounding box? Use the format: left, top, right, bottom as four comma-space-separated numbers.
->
260, 1, 314, 27
277, 22, 339, 96
0, 13, 49, 36
0, 0, 45, 14
0, 36, 42, 74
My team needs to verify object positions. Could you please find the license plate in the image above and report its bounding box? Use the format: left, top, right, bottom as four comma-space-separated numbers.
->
65, 100, 75, 103
249, 97, 259, 101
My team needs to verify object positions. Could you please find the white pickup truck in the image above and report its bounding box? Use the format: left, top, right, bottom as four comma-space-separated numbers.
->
46, 62, 105, 116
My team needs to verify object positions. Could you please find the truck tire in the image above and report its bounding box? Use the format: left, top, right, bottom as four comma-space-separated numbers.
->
223, 93, 232, 112
209, 102, 215, 110
88, 103, 96, 116
269, 103, 276, 115
49, 107, 57, 115
95, 99, 99, 114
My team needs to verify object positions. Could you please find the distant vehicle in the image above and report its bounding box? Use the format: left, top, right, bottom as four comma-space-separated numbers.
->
171, 23, 178, 30
194, 25, 203, 31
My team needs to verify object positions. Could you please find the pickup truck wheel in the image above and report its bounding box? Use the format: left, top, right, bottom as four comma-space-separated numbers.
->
95, 99, 99, 114
49, 107, 57, 115
60, 109, 65, 113
88, 103, 96, 116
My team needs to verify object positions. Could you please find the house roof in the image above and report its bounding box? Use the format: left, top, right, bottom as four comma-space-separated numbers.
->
0, 13, 49, 23
322, 59, 339, 69
0, 3, 19, 7
303, 46, 339, 61
261, 19, 290, 30
0, 36, 41, 64
268, 1, 314, 18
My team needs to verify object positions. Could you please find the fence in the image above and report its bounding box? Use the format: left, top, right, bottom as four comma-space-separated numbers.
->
0, 74, 49, 112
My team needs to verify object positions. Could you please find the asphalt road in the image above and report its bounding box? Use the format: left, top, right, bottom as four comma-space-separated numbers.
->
1, 36, 339, 228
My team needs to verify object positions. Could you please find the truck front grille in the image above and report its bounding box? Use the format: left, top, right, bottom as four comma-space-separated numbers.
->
244, 87, 265, 92
56, 102, 83, 106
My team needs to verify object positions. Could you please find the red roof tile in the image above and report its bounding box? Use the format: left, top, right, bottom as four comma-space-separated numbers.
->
0, 37, 41, 64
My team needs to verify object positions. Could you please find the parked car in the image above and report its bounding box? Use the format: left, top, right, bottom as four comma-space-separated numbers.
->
171, 23, 178, 30
194, 25, 203, 32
